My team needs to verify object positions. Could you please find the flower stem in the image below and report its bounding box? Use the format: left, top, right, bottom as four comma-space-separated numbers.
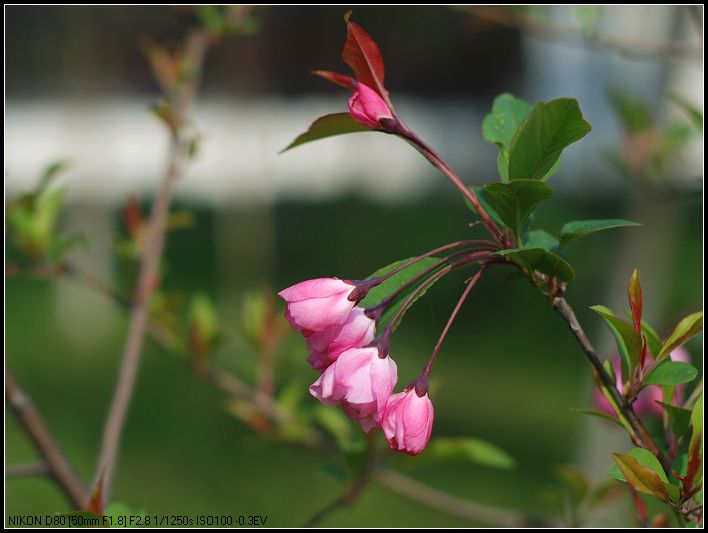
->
375, 240, 497, 282
422, 266, 487, 380
382, 252, 491, 337
397, 128, 504, 243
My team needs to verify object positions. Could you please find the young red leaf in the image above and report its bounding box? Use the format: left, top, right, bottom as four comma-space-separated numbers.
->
311, 70, 356, 90
628, 269, 643, 332
341, 19, 389, 104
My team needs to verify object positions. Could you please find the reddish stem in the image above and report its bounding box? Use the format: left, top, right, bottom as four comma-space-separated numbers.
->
421, 266, 487, 381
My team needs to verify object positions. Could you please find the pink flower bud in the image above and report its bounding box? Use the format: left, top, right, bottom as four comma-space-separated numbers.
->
309, 347, 397, 431
348, 82, 393, 129
593, 347, 691, 417
306, 308, 376, 371
382, 388, 434, 455
278, 278, 356, 334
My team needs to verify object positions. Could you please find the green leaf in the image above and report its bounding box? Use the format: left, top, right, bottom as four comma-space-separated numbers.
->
465, 186, 506, 229
359, 257, 442, 333
691, 394, 703, 437
669, 92, 703, 130
483, 93, 533, 149
482, 93, 533, 182
281, 113, 369, 152
37, 160, 70, 196
590, 305, 642, 373
507, 98, 591, 181
658, 311, 703, 361
655, 402, 692, 438
610, 449, 669, 500
689, 395, 703, 474
571, 408, 625, 428
524, 229, 559, 252
494, 248, 575, 281
559, 219, 641, 249
482, 180, 554, 239
645, 361, 699, 386
424, 437, 515, 469
46, 233, 89, 264
641, 319, 663, 359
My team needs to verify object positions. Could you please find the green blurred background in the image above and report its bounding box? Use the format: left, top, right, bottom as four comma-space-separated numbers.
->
5, 5, 703, 527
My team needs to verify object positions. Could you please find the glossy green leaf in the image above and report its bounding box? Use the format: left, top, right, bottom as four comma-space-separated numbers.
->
465, 186, 506, 229
281, 113, 369, 152
523, 229, 559, 252
482, 93, 533, 182
482, 180, 554, 238
483, 93, 533, 149
590, 305, 642, 372
645, 361, 699, 386
655, 402, 692, 438
494, 247, 575, 281
641, 319, 663, 359
658, 311, 703, 361
559, 219, 641, 249
508, 98, 591, 181
424, 437, 515, 469
360, 257, 442, 333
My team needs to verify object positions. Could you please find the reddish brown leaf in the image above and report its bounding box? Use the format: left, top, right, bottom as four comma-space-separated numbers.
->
628, 268, 643, 332
684, 430, 702, 493
342, 19, 388, 101
311, 70, 356, 90
611, 452, 669, 501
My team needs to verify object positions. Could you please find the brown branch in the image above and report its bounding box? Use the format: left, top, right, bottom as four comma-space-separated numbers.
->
92, 26, 215, 505
551, 296, 670, 471
6, 462, 51, 478
461, 6, 702, 63
378, 470, 548, 527
6, 368, 87, 508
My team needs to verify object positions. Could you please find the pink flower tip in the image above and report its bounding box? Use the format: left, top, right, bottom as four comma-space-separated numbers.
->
278, 278, 356, 335
382, 387, 434, 455
305, 307, 376, 371
309, 347, 397, 432
348, 83, 393, 129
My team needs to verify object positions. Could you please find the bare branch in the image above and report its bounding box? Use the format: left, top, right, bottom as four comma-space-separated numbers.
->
551, 296, 670, 471
6, 462, 51, 478
92, 26, 216, 505
6, 368, 87, 508
378, 470, 548, 527
460, 6, 702, 63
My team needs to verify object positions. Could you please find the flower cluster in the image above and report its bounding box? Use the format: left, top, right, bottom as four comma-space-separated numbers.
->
278, 277, 434, 455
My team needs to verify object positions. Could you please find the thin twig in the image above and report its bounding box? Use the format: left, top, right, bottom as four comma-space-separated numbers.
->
551, 296, 670, 471
6, 463, 50, 478
460, 6, 702, 63
92, 26, 215, 504
6, 368, 87, 508
377, 470, 549, 527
